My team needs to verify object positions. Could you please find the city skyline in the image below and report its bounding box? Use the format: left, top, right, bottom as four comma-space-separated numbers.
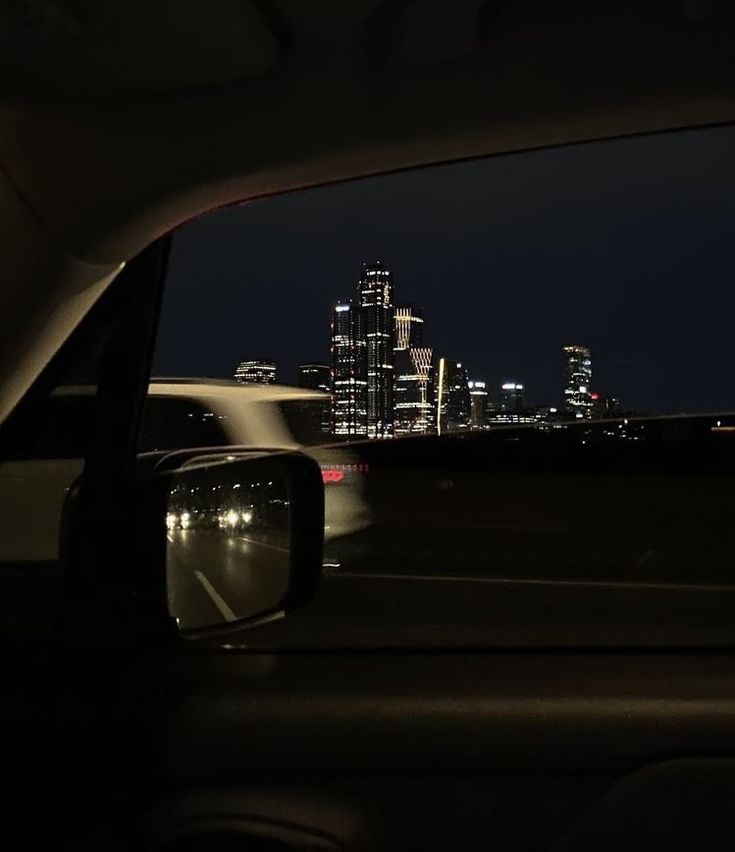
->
236, 258, 606, 437
223, 288, 604, 414
153, 125, 735, 414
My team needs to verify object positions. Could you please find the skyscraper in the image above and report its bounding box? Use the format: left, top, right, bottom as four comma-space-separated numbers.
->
468, 380, 489, 429
435, 358, 471, 435
359, 261, 395, 439
487, 381, 536, 425
234, 359, 276, 384
394, 305, 434, 435
330, 302, 367, 437
298, 363, 332, 437
563, 344, 593, 418
395, 348, 434, 435
297, 364, 330, 393
500, 381, 525, 412
394, 305, 425, 350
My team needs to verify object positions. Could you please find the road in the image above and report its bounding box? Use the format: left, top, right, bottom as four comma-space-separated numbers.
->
166, 521, 735, 646
167, 528, 290, 629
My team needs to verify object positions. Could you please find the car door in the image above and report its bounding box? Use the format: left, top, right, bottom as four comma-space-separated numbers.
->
0, 392, 90, 563
6, 177, 735, 852
0, 241, 172, 847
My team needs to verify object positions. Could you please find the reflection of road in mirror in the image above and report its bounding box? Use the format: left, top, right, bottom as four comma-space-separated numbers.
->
164, 455, 294, 631
167, 526, 290, 631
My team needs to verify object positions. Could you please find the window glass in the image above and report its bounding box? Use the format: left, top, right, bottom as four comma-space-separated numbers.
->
276, 398, 332, 447
151, 125, 735, 645
1, 392, 97, 461
139, 396, 230, 452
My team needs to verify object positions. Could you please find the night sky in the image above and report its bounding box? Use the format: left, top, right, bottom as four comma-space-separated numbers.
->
153, 125, 735, 414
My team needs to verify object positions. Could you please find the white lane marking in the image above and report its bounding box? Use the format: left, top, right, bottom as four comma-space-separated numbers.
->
237, 535, 289, 554
193, 570, 238, 622
329, 571, 735, 593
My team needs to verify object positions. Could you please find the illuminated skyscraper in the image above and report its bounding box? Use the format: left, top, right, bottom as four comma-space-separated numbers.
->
298, 363, 332, 437
234, 359, 276, 384
394, 305, 433, 435
487, 381, 536, 425
563, 344, 593, 418
394, 305, 425, 350
435, 358, 471, 434
395, 348, 434, 435
330, 302, 367, 437
500, 381, 525, 412
297, 364, 330, 393
468, 380, 489, 429
359, 261, 395, 439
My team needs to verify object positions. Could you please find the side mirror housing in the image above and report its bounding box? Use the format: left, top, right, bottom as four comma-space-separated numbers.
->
148, 450, 325, 634
61, 449, 324, 644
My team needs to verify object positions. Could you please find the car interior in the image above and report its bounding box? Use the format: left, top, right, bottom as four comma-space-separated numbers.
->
2, 1, 735, 849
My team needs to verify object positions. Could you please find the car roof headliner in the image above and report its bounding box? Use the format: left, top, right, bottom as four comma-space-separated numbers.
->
0, 0, 733, 420
2, 0, 734, 265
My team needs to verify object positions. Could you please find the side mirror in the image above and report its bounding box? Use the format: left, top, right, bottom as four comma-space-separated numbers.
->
145, 450, 325, 634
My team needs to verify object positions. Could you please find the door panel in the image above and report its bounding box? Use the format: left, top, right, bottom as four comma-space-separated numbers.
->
118, 649, 735, 850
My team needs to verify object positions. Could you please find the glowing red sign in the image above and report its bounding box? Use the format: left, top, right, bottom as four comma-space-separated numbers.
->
321, 469, 345, 484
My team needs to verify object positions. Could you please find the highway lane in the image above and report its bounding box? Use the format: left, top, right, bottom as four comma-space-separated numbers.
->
166, 519, 735, 640
215, 560, 735, 650
167, 528, 290, 630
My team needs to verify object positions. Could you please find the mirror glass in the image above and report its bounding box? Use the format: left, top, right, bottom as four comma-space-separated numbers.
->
165, 454, 291, 631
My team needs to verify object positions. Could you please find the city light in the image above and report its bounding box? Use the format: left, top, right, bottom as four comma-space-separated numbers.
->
233, 359, 276, 384
284, 260, 619, 437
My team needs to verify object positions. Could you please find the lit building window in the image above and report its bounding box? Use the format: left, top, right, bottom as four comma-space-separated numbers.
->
233, 359, 277, 384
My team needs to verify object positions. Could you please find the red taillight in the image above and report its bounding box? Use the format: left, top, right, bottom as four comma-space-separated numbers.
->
322, 469, 345, 484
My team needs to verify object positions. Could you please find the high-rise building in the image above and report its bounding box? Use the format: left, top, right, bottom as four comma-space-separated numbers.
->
297, 364, 330, 393
468, 380, 489, 429
500, 381, 524, 412
394, 305, 433, 435
563, 344, 593, 418
298, 363, 332, 437
394, 304, 425, 350
435, 358, 471, 434
359, 261, 395, 439
330, 302, 367, 438
234, 359, 276, 384
395, 347, 434, 435
485, 381, 537, 425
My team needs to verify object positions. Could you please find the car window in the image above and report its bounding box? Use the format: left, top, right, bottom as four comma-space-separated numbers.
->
139, 396, 231, 452
150, 124, 735, 646
1, 393, 96, 461
276, 398, 332, 447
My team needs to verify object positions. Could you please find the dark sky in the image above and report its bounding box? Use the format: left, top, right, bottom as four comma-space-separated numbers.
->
153, 125, 735, 414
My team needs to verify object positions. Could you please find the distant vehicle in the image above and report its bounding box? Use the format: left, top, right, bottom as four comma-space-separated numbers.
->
0, 379, 370, 561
